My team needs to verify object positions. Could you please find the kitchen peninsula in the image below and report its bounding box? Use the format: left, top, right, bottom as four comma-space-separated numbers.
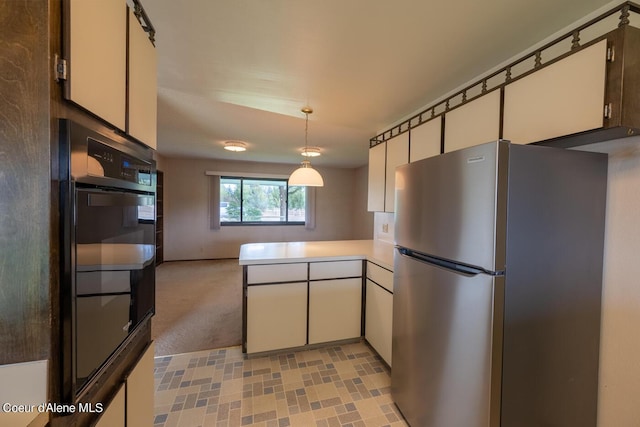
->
239, 240, 395, 364
239, 239, 394, 269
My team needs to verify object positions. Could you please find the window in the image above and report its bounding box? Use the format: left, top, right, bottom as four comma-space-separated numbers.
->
220, 177, 306, 224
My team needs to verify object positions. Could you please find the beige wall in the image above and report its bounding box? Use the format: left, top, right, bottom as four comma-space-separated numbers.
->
162, 156, 372, 260
596, 138, 640, 426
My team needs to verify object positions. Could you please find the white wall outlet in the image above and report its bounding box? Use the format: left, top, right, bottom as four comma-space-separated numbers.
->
382, 223, 389, 233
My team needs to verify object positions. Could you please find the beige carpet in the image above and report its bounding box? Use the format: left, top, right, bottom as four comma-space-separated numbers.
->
152, 259, 242, 357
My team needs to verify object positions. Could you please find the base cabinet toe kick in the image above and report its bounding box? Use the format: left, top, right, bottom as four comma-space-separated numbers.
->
242, 259, 394, 363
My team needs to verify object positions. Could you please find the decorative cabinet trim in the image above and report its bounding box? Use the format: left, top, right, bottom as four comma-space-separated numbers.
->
370, 2, 640, 149
368, 6, 640, 212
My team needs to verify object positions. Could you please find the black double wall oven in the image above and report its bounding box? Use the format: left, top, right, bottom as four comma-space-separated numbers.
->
58, 120, 156, 402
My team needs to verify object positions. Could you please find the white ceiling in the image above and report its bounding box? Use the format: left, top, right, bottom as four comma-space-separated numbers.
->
145, 0, 617, 168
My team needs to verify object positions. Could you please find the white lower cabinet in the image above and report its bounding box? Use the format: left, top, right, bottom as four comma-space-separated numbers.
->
246, 282, 308, 353
365, 280, 393, 366
95, 341, 154, 427
365, 261, 393, 366
126, 342, 155, 426
309, 278, 362, 344
244, 258, 394, 363
95, 384, 125, 427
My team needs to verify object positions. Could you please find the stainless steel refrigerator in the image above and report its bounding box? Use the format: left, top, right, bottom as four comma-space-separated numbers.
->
392, 141, 607, 427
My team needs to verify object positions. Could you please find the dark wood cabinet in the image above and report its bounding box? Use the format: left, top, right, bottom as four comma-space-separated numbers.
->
0, 1, 156, 424
156, 170, 164, 265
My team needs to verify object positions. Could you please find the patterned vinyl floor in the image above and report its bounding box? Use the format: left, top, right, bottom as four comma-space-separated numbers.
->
153, 341, 408, 426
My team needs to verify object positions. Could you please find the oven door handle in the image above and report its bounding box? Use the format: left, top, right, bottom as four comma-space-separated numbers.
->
86, 192, 154, 207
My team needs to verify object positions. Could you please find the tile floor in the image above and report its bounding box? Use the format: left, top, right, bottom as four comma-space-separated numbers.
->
153, 341, 408, 426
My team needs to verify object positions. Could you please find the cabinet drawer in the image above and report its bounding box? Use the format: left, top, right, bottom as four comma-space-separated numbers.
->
309, 260, 362, 280
366, 262, 393, 292
247, 263, 307, 284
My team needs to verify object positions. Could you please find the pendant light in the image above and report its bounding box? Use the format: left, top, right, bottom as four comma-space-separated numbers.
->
289, 107, 324, 187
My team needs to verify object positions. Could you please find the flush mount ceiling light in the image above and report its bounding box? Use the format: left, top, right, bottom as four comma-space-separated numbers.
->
301, 147, 321, 157
223, 141, 247, 152
289, 107, 324, 187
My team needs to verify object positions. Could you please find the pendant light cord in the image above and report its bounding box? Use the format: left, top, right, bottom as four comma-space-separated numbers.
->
304, 111, 309, 150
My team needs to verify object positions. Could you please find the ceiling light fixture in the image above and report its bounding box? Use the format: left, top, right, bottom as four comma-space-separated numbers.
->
301, 147, 321, 157
223, 141, 247, 152
289, 107, 324, 187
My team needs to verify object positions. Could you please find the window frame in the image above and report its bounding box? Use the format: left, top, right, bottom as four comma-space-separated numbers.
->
219, 176, 306, 226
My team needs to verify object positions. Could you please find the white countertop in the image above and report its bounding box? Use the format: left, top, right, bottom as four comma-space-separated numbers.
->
239, 239, 395, 270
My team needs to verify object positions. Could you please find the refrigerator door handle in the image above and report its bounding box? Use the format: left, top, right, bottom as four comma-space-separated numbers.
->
396, 246, 503, 276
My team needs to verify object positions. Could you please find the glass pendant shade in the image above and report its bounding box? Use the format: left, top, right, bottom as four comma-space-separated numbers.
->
289, 106, 324, 186
289, 160, 324, 186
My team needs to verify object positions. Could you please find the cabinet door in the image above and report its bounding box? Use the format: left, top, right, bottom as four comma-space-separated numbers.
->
444, 90, 501, 153
367, 142, 386, 212
365, 280, 393, 366
410, 118, 441, 162
126, 342, 154, 427
503, 39, 607, 145
128, 8, 158, 149
309, 278, 362, 344
247, 282, 307, 353
96, 384, 125, 427
67, 0, 127, 130
385, 133, 409, 213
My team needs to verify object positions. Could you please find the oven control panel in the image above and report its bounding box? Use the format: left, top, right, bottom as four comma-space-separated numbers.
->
87, 138, 153, 186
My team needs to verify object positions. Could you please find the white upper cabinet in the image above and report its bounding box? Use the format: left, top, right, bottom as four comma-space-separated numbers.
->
128, 8, 158, 149
67, 0, 127, 130
410, 118, 441, 162
444, 90, 501, 153
385, 133, 409, 213
66, 1, 158, 149
367, 142, 386, 212
503, 39, 607, 145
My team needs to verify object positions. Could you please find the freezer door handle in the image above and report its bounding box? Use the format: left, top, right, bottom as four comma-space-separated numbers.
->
396, 247, 503, 276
